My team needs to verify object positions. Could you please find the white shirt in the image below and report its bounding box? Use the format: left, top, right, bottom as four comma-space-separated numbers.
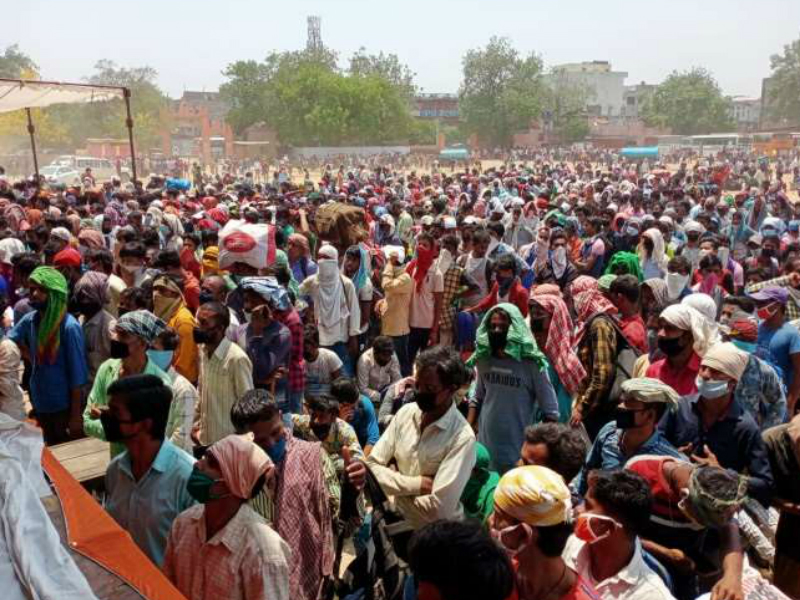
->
357, 348, 402, 405
409, 268, 444, 329
366, 401, 476, 530
563, 535, 676, 600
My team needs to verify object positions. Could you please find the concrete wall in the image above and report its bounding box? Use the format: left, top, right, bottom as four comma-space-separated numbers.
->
289, 146, 411, 158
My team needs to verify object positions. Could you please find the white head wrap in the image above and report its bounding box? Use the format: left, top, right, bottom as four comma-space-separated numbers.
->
661, 304, 719, 357
701, 342, 749, 381
681, 293, 717, 323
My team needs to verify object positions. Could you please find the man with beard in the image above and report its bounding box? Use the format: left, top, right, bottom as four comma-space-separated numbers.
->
466, 304, 559, 474
367, 345, 475, 536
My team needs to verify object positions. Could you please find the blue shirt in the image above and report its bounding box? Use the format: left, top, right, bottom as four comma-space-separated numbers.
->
756, 321, 800, 388
576, 421, 685, 495
349, 395, 381, 448
9, 311, 89, 413
290, 258, 318, 284
660, 395, 774, 506
105, 440, 196, 566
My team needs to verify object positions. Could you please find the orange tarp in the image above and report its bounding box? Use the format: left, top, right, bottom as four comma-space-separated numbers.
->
41, 447, 187, 600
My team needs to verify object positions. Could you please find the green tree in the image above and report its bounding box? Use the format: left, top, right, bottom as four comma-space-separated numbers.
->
0, 44, 38, 78
544, 70, 591, 143
458, 37, 545, 148
48, 60, 171, 150
221, 48, 416, 146
641, 68, 734, 135
767, 34, 800, 125
349, 48, 417, 100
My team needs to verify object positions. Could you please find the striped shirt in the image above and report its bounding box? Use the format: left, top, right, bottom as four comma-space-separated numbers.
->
166, 368, 198, 452
196, 338, 253, 445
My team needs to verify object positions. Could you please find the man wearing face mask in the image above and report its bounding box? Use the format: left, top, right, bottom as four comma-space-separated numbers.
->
153, 274, 199, 384
367, 346, 475, 533
231, 390, 358, 600
646, 304, 718, 396
575, 378, 684, 496
564, 470, 675, 600
659, 342, 773, 507
533, 229, 579, 291
163, 434, 291, 600
103, 374, 196, 566
9, 266, 89, 445
299, 243, 361, 376
356, 335, 402, 406
467, 304, 559, 473
193, 301, 253, 446
84, 310, 172, 455
752, 287, 800, 416
72, 270, 116, 379
151, 327, 197, 452
117, 241, 148, 288
199, 274, 240, 340
625, 457, 747, 600
490, 465, 600, 600
678, 221, 704, 270
291, 394, 364, 475
231, 278, 291, 411
660, 245, 688, 290
467, 255, 530, 318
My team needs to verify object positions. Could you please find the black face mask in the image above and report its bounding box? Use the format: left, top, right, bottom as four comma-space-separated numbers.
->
198, 291, 215, 306
310, 422, 332, 440
100, 411, 129, 443
414, 390, 438, 413
657, 335, 686, 357
615, 408, 639, 430
488, 329, 508, 355
303, 351, 316, 362
762, 248, 775, 258
530, 317, 547, 333
110, 339, 130, 359
193, 327, 215, 345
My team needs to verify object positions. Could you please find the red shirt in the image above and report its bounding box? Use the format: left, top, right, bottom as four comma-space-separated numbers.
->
619, 314, 648, 354
626, 455, 695, 529
645, 352, 700, 396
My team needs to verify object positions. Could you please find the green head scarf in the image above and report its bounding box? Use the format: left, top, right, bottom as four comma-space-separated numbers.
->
29, 266, 69, 365
604, 251, 644, 282
460, 443, 500, 523
466, 303, 548, 370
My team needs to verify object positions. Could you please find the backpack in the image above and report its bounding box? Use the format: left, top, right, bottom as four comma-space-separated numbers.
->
587, 313, 642, 405
336, 467, 409, 600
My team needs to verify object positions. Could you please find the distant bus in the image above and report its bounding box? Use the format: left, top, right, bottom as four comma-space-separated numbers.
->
752, 132, 799, 155
439, 145, 470, 162
689, 134, 753, 156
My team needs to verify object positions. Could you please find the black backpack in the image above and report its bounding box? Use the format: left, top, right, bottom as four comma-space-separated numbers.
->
336, 467, 409, 600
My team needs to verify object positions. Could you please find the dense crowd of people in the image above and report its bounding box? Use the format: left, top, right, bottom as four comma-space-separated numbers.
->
0, 148, 799, 600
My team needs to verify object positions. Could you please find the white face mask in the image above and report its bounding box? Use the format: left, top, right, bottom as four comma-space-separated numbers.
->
552, 246, 568, 278
490, 522, 532, 557
666, 272, 690, 299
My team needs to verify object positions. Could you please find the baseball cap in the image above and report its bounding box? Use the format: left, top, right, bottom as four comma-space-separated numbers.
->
748, 286, 788, 305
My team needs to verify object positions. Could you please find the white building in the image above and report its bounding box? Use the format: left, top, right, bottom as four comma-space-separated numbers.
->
728, 96, 761, 131
546, 61, 628, 118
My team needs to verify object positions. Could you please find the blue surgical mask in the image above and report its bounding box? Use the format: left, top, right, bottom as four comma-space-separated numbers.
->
695, 376, 730, 399
266, 435, 287, 463
731, 340, 757, 354
147, 349, 174, 372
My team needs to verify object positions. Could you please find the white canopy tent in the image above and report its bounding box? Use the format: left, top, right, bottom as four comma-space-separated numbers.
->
0, 78, 137, 183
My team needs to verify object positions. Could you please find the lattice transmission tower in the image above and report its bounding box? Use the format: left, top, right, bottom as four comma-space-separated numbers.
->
306, 16, 322, 52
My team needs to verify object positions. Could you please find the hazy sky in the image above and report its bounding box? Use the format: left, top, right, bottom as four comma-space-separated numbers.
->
8, 0, 800, 99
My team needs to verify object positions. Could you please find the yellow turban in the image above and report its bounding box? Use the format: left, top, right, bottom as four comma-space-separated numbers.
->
493, 465, 571, 527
